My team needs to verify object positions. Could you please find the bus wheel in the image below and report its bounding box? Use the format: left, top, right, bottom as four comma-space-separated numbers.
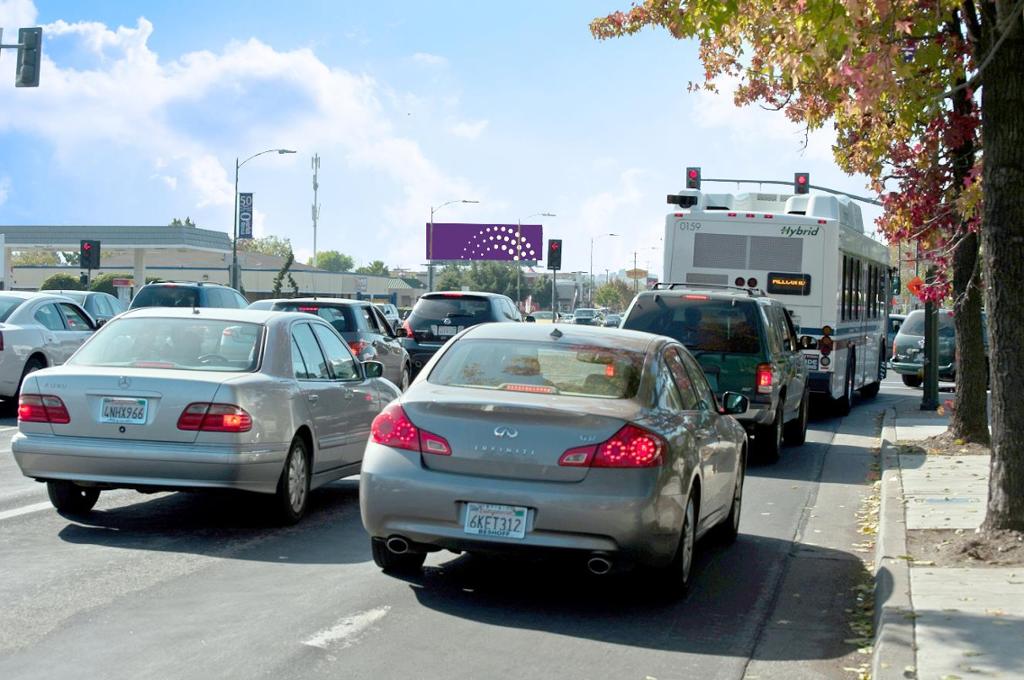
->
833, 353, 854, 416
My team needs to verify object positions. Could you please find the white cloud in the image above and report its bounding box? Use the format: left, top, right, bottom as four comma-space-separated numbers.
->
412, 52, 447, 67
0, 0, 37, 28
449, 119, 489, 140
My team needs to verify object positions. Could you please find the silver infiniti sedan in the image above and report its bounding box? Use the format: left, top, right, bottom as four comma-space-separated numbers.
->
360, 323, 749, 592
12, 307, 400, 524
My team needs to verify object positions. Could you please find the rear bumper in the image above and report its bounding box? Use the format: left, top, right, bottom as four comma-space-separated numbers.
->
11, 433, 288, 494
359, 443, 684, 567
728, 399, 774, 429
891, 360, 955, 380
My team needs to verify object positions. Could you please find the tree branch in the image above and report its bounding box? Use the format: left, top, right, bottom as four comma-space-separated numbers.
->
939, 0, 1024, 100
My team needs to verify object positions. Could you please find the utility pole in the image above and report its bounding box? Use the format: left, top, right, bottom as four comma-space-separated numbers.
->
311, 154, 320, 268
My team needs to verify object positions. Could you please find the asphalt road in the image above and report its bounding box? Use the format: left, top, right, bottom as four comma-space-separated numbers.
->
0, 381, 913, 680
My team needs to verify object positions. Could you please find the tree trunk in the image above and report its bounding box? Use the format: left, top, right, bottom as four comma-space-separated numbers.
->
948, 74, 989, 444
980, 4, 1024, 531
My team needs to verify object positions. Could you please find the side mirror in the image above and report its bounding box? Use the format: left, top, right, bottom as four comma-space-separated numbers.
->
394, 326, 408, 338
719, 392, 749, 416
362, 360, 385, 379
799, 335, 818, 350
525, 315, 536, 323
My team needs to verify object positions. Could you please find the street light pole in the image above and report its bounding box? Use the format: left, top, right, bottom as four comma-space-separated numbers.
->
230, 148, 297, 291
517, 212, 555, 307
589, 233, 619, 306
428, 199, 479, 292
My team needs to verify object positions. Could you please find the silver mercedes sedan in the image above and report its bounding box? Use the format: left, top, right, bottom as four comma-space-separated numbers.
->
12, 307, 401, 524
360, 322, 749, 593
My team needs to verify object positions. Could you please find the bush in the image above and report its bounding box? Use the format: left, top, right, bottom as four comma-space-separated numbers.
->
40, 273, 84, 291
88, 273, 132, 295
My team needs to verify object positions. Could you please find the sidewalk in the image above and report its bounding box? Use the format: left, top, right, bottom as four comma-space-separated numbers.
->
873, 396, 1024, 679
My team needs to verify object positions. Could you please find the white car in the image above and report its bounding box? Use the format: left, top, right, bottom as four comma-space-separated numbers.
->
0, 292, 97, 400
374, 303, 401, 329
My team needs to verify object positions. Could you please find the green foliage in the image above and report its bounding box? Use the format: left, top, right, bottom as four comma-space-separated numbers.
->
594, 279, 633, 311
273, 251, 299, 297
40, 273, 84, 291
355, 260, 390, 277
12, 251, 59, 266
435, 264, 467, 291
168, 217, 197, 228
239, 235, 293, 259
308, 250, 354, 272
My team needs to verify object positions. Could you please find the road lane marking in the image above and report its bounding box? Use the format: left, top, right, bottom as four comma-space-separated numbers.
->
0, 501, 51, 522
0, 426, 18, 432
302, 606, 390, 650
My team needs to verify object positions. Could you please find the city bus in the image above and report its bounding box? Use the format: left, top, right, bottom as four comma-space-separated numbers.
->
663, 185, 891, 410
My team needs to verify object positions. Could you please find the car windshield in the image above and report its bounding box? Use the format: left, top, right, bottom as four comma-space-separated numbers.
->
574, 309, 597, 318
429, 339, 644, 399
0, 296, 25, 322
70, 318, 262, 372
271, 302, 356, 333
624, 296, 762, 354
131, 286, 200, 308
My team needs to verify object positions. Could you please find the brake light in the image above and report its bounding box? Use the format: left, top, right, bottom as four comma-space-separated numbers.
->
558, 445, 596, 467
403, 319, 414, 337
348, 340, 369, 356
559, 424, 665, 468
756, 363, 773, 394
502, 383, 556, 394
440, 293, 464, 298
177, 403, 252, 432
371, 403, 451, 455
683, 294, 709, 300
18, 395, 71, 424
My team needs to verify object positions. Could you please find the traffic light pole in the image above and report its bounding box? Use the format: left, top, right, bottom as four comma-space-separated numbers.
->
697, 177, 882, 206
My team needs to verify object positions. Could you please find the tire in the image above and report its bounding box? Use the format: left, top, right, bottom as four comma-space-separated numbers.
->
661, 492, 698, 598
714, 454, 745, 544
371, 537, 427, 574
17, 356, 45, 398
400, 364, 411, 392
902, 374, 923, 388
860, 380, 881, 398
756, 404, 783, 463
274, 436, 311, 525
47, 480, 100, 515
783, 390, 809, 446
833, 354, 854, 416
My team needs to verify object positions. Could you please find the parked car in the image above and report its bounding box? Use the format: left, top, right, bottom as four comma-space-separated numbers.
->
360, 322, 749, 594
603, 313, 622, 328
620, 285, 809, 461
0, 292, 97, 401
399, 291, 528, 376
129, 282, 249, 310
530, 311, 554, 323
11, 307, 401, 523
249, 297, 411, 390
889, 309, 985, 387
886, 314, 906, 360
374, 303, 401, 328
48, 290, 126, 325
572, 308, 601, 326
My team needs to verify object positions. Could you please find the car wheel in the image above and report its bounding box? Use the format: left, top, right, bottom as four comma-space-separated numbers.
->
371, 537, 427, 574
902, 374, 923, 388
661, 492, 698, 598
715, 454, 745, 544
756, 404, 783, 463
400, 364, 411, 392
833, 354, 854, 416
783, 390, 809, 446
274, 436, 311, 525
46, 480, 100, 515
17, 356, 45, 399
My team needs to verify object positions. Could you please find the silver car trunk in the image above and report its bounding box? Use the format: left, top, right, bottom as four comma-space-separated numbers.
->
403, 388, 637, 483
34, 367, 233, 444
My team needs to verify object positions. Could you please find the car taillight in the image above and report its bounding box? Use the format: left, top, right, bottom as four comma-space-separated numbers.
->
559, 424, 665, 468
18, 394, 70, 424
177, 403, 252, 432
402, 320, 414, 337
756, 363, 773, 394
348, 340, 369, 356
371, 403, 451, 455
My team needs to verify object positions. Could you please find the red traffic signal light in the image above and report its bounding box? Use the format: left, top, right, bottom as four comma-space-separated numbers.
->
794, 172, 810, 194
547, 239, 563, 271
80, 239, 101, 269
685, 166, 701, 190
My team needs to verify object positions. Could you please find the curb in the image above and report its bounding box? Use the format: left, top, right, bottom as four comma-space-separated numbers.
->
872, 408, 916, 679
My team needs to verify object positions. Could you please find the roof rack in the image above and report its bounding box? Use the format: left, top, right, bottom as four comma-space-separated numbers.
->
651, 282, 765, 297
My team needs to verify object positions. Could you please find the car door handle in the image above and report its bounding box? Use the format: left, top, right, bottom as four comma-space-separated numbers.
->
307, 394, 319, 404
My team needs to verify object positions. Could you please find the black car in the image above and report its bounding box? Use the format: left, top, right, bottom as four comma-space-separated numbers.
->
129, 282, 249, 310
401, 292, 529, 375
49, 290, 126, 325
621, 283, 809, 461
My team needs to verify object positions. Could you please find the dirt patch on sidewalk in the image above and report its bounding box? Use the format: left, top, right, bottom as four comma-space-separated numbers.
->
898, 431, 991, 458
908, 528, 1024, 567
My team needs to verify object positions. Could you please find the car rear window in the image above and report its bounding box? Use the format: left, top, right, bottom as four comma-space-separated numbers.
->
623, 296, 762, 354
0, 296, 24, 322
429, 339, 644, 399
407, 296, 496, 339
899, 310, 955, 336
131, 286, 200, 309
70, 318, 262, 372
271, 303, 356, 333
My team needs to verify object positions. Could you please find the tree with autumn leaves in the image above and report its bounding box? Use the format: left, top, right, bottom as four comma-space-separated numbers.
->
592, 0, 1024, 531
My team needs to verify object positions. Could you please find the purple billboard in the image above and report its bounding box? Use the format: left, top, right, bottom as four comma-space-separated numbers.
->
426, 223, 544, 262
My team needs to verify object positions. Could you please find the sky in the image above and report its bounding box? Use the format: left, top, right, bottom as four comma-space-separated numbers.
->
0, 0, 882, 279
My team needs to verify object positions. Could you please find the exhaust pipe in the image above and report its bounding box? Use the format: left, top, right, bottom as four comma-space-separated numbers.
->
586, 555, 613, 575
386, 536, 410, 554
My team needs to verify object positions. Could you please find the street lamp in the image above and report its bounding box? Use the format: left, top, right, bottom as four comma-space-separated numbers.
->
517, 212, 556, 306
589, 233, 620, 305
428, 199, 479, 291
632, 246, 659, 294
231, 148, 296, 290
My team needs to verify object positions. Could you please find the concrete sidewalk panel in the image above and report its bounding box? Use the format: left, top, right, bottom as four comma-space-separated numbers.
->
900, 455, 989, 531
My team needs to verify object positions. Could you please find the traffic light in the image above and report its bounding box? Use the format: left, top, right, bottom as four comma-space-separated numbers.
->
80, 240, 101, 270
794, 172, 810, 194
15, 27, 42, 88
685, 166, 701, 190
547, 239, 562, 271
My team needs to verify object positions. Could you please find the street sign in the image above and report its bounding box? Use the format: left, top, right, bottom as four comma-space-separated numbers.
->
626, 268, 647, 280
238, 193, 254, 239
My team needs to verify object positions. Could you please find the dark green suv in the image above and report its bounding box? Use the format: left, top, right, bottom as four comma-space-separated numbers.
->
621, 285, 809, 461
